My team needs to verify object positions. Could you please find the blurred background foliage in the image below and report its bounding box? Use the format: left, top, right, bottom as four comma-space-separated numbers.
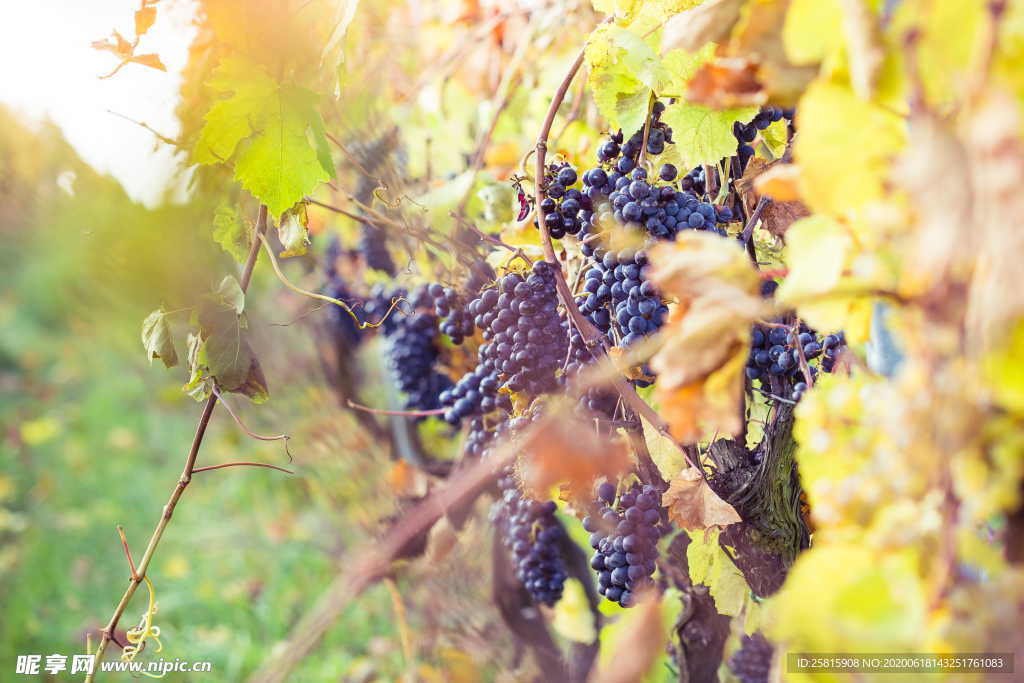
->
0, 105, 509, 680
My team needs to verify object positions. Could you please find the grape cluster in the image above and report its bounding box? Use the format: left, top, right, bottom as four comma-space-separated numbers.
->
728, 633, 774, 683
426, 284, 475, 344
577, 250, 669, 347
538, 162, 588, 239
494, 467, 568, 606
745, 323, 847, 401
441, 261, 567, 424
732, 106, 793, 171
378, 287, 453, 414
584, 481, 666, 607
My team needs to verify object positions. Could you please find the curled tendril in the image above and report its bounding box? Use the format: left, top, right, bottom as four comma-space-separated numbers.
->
121, 576, 166, 678
257, 233, 407, 329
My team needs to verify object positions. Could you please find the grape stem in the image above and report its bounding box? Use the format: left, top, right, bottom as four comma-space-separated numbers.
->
532, 26, 701, 475
86, 204, 271, 681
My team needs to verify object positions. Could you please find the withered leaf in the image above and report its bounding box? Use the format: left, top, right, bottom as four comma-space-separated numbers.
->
649, 234, 765, 443
518, 403, 630, 499
663, 467, 742, 530
687, 57, 766, 109
661, 0, 748, 54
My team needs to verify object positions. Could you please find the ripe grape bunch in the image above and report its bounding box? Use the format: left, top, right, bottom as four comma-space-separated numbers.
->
440, 261, 567, 425
426, 283, 475, 345
745, 322, 847, 402
493, 466, 568, 606
376, 286, 454, 415
584, 481, 667, 607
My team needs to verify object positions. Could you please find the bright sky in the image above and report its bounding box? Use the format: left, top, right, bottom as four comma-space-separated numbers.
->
0, 0, 198, 206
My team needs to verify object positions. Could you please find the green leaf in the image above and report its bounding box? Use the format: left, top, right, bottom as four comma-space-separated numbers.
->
211, 275, 246, 314
185, 283, 269, 403
233, 86, 332, 217
193, 58, 333, 216
141, 308, 178, 368
212, 204, 251, 264
194, 59, 278, 165
661, 101, 758, 169
586, 24, 662, 134
657, 44, 716, 95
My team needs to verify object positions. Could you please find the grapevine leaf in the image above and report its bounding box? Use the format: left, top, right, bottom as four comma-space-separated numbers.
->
135, 5, 157, 36
233, 86, 332, 217
276, 204, 311, 258
649, 234, 765, 442
594, 591, 667, 682
189, 284, 269, 403
193, 59, 278, 165
211, 275, 246, 314
657, 44, 716, 97
783, 0, 843, 65
518, 400, 631, 500
661, 0, 747, 54
663, 467, 741, 530
661, 100, 757, 169
212, 204, 251, 263
776, 215, 850, 302
141, 308, 179, 368
550, 578, 597, 643
586, 24, 661, 134
194, 59, 333, 216
793, 80, 905, 215
128, 54, 166, 72
685, 529, 748, 616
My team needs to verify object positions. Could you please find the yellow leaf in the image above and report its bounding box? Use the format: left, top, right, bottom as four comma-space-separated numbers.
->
550, 578, 598, 643
661, 0, 747, 54
776, 215, 850, 302
794, 79, 905, 215
783, 0, 843, 65
20, 417, 61, 445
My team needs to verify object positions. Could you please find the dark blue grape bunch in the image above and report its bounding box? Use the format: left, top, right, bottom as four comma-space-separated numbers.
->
538, 162, 588, 239
584, 480, 667, 607
745, 323, 847, 402
426, 283, 476, 345
494, 467, 568, 606
441, 261, 567, 424
383, 287, 453, 415
728, 633, 774, 683
577, 249, 669, 348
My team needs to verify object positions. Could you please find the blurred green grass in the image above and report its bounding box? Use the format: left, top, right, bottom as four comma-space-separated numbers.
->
0, 110, 411, 681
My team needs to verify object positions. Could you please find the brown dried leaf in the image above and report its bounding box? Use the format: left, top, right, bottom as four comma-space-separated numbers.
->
129, 53, 167, 72
519, 403, 631, 499
752, 163, 801, 201
687, 57, 766, 109
723, 0, 817, 106
661, 0, 748, 54
737, 159, 810, 238
663, 467, 741, 530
